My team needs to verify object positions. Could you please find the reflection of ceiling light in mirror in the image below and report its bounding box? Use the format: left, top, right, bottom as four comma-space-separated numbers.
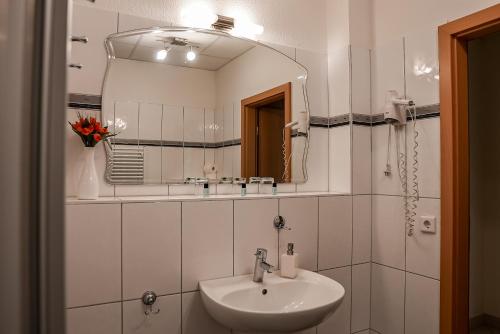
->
156, 49, 168, 60
152, 29, 162, 34
181, 2, 218, 28
114, 118, 127, 131
186, 47, 196, 61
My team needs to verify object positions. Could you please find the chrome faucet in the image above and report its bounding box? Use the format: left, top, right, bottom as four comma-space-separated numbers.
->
253, 248, 274, 282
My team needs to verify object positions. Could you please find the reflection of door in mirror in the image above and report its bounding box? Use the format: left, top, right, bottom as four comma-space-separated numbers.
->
241, 82, 291, 183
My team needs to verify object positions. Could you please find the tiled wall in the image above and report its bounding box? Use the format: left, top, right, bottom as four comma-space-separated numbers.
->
368, 6, 442, 334
65, 194, 371, 334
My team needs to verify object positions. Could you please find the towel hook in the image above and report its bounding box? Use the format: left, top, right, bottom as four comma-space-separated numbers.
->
142, 291, 160, 316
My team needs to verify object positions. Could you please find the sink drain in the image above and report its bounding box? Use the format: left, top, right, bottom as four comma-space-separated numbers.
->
262, 289, 268, 295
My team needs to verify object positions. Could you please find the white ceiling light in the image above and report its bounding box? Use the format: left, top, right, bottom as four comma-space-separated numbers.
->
186, 47, 196, 61
156, 46, 171, 61
181, 2, 218, 29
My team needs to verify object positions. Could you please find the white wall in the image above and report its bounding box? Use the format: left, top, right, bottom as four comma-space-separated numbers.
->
73, 0, 328, 54
469, 30, 500, 320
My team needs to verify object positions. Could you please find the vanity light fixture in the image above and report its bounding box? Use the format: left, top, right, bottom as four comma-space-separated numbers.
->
181, 2, 218, 28
232, 18, 264, 39
186, 46, 196, 61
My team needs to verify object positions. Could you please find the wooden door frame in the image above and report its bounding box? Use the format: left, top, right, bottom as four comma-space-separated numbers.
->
240, 82, 292, 182
439, 4, 500, 334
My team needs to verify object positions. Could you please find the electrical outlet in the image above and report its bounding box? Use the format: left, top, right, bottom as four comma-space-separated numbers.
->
419, 216, 436, 233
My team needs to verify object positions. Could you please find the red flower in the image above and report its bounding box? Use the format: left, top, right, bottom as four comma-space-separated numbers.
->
93, 133, 102, 142
81, 127, 93, 136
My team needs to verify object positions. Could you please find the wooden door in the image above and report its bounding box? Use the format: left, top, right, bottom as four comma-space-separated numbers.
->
257, 107, 285, 180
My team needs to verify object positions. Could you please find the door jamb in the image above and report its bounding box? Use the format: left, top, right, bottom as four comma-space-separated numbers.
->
439, 4, 500, 333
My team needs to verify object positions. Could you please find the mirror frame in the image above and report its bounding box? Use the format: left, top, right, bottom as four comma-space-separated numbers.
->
101, 26, 311, 185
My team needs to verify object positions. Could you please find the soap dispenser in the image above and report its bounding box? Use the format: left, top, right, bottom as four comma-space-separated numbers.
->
281, 243, 298, 278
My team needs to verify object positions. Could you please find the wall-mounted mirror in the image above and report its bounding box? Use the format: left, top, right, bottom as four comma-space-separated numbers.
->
102, 27, 310, 185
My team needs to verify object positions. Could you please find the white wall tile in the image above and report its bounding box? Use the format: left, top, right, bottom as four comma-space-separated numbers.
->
169, 184, 195, 196
122, 202, 181, 299
371, 38, 405, 115
115, 101, 139, 140
223, 103, 234, 141
162, 105, 183, 142
404, 28, 439, 106
353, 125, 371, 194
184, 148, 204, 178
407, 117, 440, 198
162, 147, 183, 182
184, 107, 204, 142
139, 103, 162, 141
182, 201, 233, 291
234, 199, 279, 275
65, 204, 121, 307
353, 195, 371, 264
371, 264, 405, 334
328, 47, 351, 116
406, 198, 440, 279
352, 263, 370, 332
318, 267, 351, 334
297, 128, 329, 192
351, 47, 371, 115
318, 196, 353, 270
405, 273, 440, 334
372, 195, 405, 269
279, 197, 319, 271
66, 303, 121, 334
123, 294, 181, 334
329, 126, 352, 193
204, 108, 215, 143
182, 291, 230, 334
69, 4, 118, 95
222, 146, 233, 177
114, 184, 169, 197
232, 145, 241, 178
296, 49, 329, 117
372, 124, 404, 196
144, 146, 162, 184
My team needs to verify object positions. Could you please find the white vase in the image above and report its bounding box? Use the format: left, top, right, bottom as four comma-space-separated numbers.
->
78, 147, 99, 200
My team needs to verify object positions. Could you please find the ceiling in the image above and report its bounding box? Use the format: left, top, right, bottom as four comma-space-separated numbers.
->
112, 30, 256, 71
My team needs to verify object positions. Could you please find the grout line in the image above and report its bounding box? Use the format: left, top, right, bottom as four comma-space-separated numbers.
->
232, 200, 235, 277
66, 300, 123, 310
371, 261, 440, 281
316, 197, 320, 273
180, 201, 183, 333
350, 195, 354, 333
120, 203, 124, 334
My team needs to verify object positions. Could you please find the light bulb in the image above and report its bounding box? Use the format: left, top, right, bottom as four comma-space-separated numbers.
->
186, 48, 196, 61
181, 3, 218, 28
156, 48, 168, 60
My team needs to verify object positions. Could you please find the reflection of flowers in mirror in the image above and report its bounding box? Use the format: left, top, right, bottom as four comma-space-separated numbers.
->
69, 113, 116, 147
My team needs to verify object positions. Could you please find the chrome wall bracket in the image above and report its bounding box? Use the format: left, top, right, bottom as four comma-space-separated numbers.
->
142, 291, 160, 316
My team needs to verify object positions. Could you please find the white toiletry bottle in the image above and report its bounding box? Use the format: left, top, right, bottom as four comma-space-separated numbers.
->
281, 243, 298, 278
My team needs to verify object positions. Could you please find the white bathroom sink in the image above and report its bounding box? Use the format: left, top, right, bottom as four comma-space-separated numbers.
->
199, 269, 345, 332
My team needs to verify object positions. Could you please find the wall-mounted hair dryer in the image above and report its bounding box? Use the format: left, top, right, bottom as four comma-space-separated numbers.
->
284, 111, 309, 134
383, 90, 414, 125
